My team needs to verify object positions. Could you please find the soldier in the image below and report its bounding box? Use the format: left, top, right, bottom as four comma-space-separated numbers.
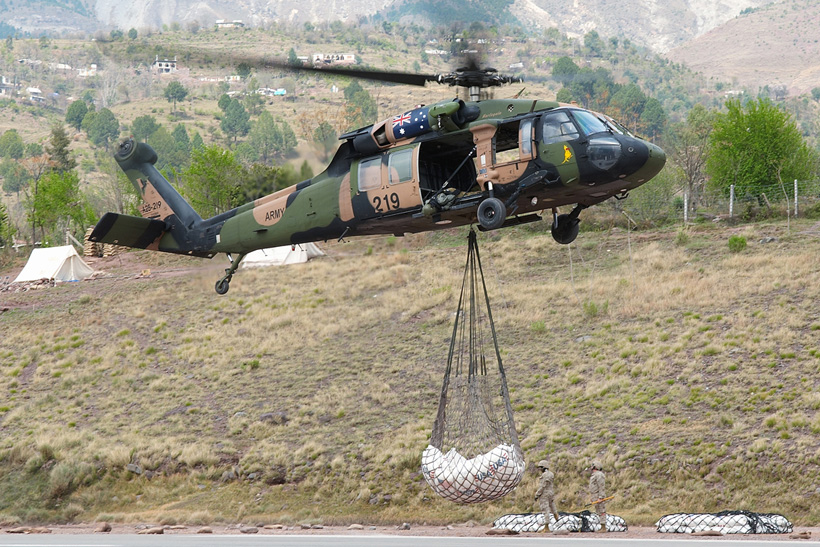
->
589, 460, 607, 533
534, 460, 559, 527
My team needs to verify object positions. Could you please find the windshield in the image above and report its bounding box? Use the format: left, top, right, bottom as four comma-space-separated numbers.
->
571, 110, 609, 136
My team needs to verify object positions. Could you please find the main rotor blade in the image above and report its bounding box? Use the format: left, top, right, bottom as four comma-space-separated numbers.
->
252, 59, 438, 87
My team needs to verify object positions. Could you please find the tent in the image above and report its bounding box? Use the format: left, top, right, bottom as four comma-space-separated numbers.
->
13, 245, 95, 283
240, 243, 324, 269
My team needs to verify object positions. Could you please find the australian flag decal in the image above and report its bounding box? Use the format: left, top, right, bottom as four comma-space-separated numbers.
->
389, 106, 430, 141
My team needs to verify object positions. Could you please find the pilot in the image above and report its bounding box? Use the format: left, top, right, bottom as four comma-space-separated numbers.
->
534, 459, 559, 529
589, 460, 607, 533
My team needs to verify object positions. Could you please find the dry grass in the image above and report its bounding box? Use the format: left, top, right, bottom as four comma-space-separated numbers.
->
2, 219, 820, 526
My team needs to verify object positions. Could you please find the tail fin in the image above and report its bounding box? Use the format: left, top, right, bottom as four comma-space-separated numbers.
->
89, 139, 217, 258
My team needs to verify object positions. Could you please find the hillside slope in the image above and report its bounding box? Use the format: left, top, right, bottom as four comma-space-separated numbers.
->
2, 220, 820, 525
667, 0, 820, 96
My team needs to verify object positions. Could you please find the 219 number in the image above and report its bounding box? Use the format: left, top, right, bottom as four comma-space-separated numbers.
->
373, 193, 400, 213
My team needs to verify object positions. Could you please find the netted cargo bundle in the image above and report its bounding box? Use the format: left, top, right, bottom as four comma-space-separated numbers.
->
656, 510, 793, 534
421, 231, 525, 504
492, 511, 628, 533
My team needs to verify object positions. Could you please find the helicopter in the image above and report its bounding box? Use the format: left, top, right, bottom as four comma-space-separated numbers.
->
89, 56, 666, 295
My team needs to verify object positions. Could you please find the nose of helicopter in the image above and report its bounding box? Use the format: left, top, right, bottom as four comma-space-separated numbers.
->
639, 141, 666, 181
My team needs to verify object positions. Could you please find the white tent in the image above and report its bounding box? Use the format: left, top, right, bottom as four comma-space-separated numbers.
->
13, 245, 95, 283
241, 243, 324, 269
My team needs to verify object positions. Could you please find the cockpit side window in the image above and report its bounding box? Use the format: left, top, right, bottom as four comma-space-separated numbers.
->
571, 110, 609, 136
542, 111, 579, 144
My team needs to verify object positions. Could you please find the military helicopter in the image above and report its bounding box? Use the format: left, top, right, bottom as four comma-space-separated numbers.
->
90, 54, 666, 294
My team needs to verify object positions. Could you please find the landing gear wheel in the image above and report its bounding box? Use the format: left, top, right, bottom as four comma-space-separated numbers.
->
215, 277, 230, 295
477, 197, 506, 230
551, 213, 580, 244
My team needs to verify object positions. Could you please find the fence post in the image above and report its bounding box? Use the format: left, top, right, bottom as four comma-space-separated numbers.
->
684, 190, 688, 223
795, 179, 798, 217
729, 184, 734, 218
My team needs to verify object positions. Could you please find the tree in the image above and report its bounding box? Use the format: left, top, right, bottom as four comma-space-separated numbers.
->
706, 97, 818, 198
0, 129, 24, 159
313, 121, 337, 160
552, 56, 579, 86
164, 81, 189, 112
0, 199, 14, 251
666, 104, 715, 216
86, 108, 120, 149
247, 111, 298, 163
344, 82, 377, 128
46, 124, 77, 173
27, 169, 86, 244
236, 62, 252, 80
131, 115, 160, 142
217, 93, 232, 112
0, 159, 30, 194
640, 98, 667, 139
220, 99, 251, 143
287, 48, 300, 67
127, 28, 138, 40
65, 100, 88, 131
181, 145, 243, 217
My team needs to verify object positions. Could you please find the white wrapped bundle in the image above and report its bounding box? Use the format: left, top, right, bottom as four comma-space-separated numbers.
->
492, 513, 546, 533
656, 512, 792, 534
421, 443, 525, 503
493, 512, 627, 533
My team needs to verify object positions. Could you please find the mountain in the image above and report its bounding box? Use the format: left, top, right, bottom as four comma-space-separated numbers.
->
667, 0, 820, 96
508, 0, 774, 52
2, 0, 777, 54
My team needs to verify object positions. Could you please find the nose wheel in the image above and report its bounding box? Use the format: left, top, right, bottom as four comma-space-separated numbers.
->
215, 253, 246, 295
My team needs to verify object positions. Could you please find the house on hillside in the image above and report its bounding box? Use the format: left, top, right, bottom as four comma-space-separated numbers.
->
215, 19, 245, 29
27, 87, 44, 103
152, 56, 178, 74
312, 53, 355, 65
0, 76, 19, 96
77, 64, 97, 78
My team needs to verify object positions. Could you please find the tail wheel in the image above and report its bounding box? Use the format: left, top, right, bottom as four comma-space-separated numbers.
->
477, 197, 506, 230
551, 213, 580, 244
215, 278, 230, 295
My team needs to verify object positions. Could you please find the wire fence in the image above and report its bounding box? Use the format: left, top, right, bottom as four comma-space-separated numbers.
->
579, 178, 820, 232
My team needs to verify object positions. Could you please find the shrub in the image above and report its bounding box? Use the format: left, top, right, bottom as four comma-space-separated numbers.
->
728, 235, 747, 253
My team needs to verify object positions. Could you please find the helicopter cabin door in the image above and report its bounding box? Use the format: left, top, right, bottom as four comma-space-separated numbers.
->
472, 118, 536, 191
351, 146, 422, 221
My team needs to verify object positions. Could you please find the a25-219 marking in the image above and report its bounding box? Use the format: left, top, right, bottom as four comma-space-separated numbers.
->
373, 192, 400, 213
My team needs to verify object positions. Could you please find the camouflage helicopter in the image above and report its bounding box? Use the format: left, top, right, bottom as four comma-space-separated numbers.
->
90, 56, 666, 294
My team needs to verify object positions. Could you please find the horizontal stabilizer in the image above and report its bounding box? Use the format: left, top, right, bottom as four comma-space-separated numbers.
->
89, 212, 167, 250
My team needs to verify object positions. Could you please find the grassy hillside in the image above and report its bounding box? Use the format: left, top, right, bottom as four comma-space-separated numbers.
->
2, 218, 820, 526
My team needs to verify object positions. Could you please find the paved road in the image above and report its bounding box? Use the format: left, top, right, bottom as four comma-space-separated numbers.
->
0, 535, 813, 547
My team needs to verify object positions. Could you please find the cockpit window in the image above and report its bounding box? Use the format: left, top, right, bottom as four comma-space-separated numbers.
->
572, 110, 609, 136
541, 111, 579, 144
358, 156, 382, 192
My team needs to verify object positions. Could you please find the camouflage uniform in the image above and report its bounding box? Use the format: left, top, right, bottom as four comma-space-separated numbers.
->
589, 461, 607, 532
534, 460, 559, 523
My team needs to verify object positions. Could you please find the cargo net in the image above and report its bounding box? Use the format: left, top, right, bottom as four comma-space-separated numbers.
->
493, 511, 628, 533
656, 511, 793, 534
421, 231, 525, 504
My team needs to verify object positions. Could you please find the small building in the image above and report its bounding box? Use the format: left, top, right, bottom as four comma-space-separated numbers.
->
0, 76, 19, 96
152, 56, 177, 74
312, 53, 355, 65
27, 86, 44, 103
215, 19, 245, 29
77, 64, 97, 78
